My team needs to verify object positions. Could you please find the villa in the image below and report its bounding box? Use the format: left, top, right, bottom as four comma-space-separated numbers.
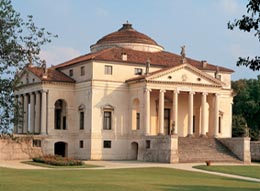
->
14, 23, 249, 163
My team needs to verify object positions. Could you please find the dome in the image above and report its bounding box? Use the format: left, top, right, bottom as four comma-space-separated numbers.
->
90, 23, 164, 53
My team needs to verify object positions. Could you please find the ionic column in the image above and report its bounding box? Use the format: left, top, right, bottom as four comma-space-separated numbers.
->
145, 88, 151, 135
13, 96, 19, 133
172, 90, 179, 134
17, 95, 23, 134
23, 94, 29, 134
29, 92, 35, 133
188, 91, 195, 136
201, 92, 208, 136
41, 90, 47, 135
214, 93, 219, 137
159, 89, 165, 135
35, 91, 41, 134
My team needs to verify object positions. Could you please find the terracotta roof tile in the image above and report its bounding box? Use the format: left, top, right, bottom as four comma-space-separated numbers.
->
54, 47, 234, 73
27, 67, 75, 83
95, 23, 159, 46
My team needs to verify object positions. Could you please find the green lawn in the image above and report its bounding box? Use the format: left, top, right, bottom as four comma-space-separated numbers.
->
194, 165, 260, 179
0, 167, 259, 191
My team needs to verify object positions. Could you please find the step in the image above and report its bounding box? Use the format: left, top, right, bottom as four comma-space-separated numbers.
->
178, 137, 240, 163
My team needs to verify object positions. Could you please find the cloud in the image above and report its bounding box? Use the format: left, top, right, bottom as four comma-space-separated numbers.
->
218, 0, 241, 15
40, 46, 81, 66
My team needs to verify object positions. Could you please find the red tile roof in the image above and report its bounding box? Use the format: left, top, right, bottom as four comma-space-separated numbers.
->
27, 66, 75, 83
95, 23, 159, 46
54, 47, 234, 73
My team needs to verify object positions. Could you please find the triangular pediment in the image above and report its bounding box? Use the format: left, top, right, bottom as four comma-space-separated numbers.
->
17, 67, 42, 85
146, 64, 223, 87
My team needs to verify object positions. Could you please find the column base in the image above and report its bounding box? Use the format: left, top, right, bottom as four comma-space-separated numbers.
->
200, 134, 208, 138
187, 134, 194, 137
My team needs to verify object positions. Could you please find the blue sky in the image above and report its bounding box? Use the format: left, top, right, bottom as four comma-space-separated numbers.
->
12, 0, 259, 80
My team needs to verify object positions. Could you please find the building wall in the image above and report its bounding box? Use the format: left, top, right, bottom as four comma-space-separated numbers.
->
90, 80, 130, 160
0, 136, 43, 160
92, 61, 160, 82
219, 91, 233, 137
250, 141, 260, 161
59, 61, 93, 82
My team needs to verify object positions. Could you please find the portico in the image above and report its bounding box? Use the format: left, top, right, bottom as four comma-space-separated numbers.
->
143, 88, 221, 138
14, 90, 48, 135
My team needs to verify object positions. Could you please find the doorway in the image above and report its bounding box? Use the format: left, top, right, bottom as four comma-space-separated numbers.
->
54, 142, 67, 157
164, 109, 171, 135
130, 142, 138, 160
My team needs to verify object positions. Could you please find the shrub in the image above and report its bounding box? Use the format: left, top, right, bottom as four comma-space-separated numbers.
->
32, 155, 83, 166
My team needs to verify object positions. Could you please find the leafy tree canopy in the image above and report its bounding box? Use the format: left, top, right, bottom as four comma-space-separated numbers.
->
228, 0, 260, 71
0, 0, 56, 133
232, 76, 260, 140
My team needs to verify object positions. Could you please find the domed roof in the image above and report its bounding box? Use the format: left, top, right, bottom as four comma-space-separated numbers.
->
96, 23, 159, 45
90, 23, 163, 53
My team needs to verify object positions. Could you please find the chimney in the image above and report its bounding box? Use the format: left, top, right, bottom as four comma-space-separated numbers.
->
121, 53, 127, 61
201, 60, 208, 68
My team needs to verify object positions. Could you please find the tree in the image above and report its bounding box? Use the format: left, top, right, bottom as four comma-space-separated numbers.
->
228, 0, 260, 71
232, 115, 247, 137
0, 0, 56, 133
232, 77, 260, 140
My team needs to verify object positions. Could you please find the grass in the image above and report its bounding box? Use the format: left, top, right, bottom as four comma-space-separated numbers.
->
0, 167, 259, 191
194, 165, 260, 179
22, 161, 101, 168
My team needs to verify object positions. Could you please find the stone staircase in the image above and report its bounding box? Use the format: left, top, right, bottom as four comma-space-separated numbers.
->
178, 137, 241, 163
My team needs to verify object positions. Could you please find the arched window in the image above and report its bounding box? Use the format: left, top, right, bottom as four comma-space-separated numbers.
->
54, 99, 67, 130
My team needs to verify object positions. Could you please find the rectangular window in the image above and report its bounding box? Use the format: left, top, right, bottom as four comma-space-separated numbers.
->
104, 65, 112, 75
134, 68, 143, 75
80, 112, 84, 130
218, 116, 221, 133
136, 113, 140, 130
69, 69, 73, 77
146, 140, 151, 149
80, 66, 85, 76
62, 116, 66, 130
55, 109, 61, 129
193, 115, 196, 133
103, 140, 111, 148
33, 140, 41, 147
103, 111, 112, 130
79, 140, 84, 148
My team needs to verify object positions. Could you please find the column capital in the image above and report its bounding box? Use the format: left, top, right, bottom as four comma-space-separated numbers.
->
160, 89, 166, 93
144, 88, 152, 92
215, 93, 220, 97
41, 89, 48, 94
173, 90, 180, 94
189, 91, 195, 95
202, 92, 208, 96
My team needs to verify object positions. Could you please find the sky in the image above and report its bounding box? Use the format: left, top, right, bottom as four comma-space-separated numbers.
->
12, 0, 259, 80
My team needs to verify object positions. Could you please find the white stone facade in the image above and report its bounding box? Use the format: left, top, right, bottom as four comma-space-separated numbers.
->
14, 23, 234, 162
